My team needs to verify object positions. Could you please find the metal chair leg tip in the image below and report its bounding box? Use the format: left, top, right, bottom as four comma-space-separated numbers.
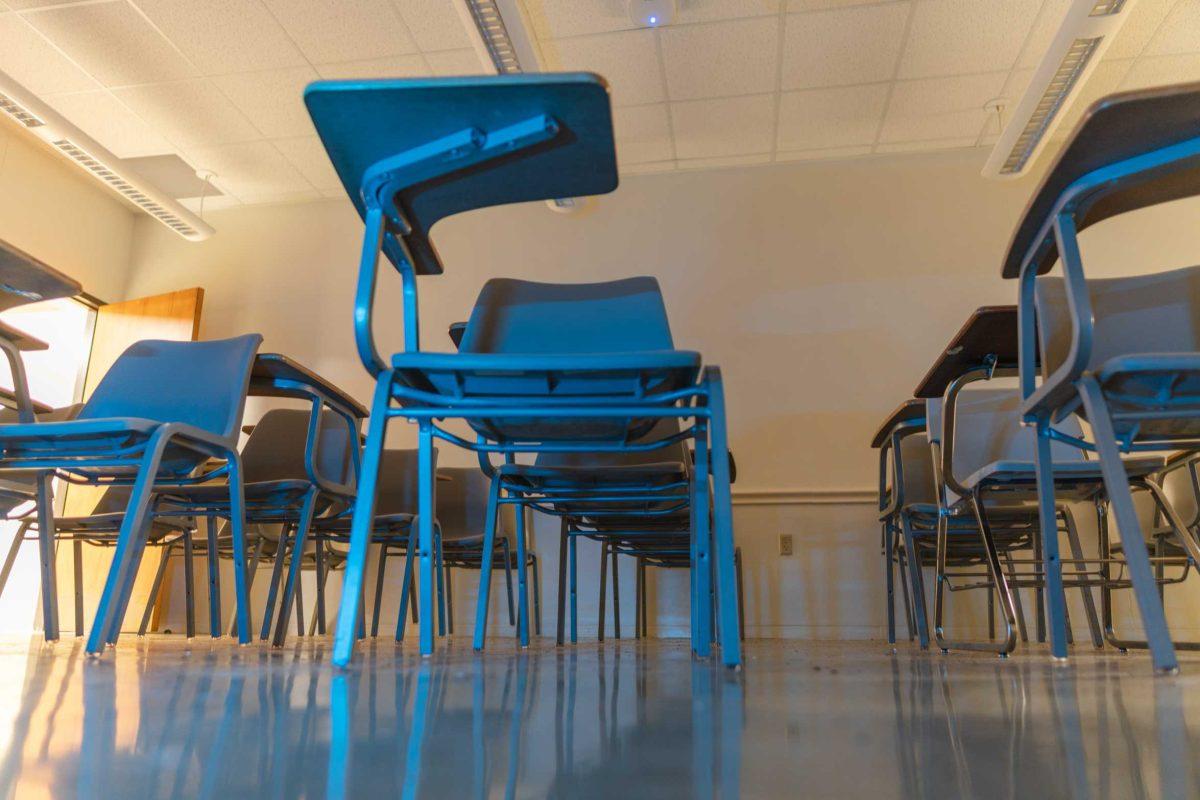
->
1155, 665, 1181, 677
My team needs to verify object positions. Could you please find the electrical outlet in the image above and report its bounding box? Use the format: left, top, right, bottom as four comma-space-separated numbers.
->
779, 533, 794, 557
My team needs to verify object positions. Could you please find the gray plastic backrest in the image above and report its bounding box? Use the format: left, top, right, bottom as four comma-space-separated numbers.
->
241, 408, 355, 486
370, 448, 439, 517
924, 399, 943, 445
80, 335, 262, 440
436, 467, 514, 542
951, 388, 1086, 482
533, 417, 687, 468
459, 277, 675, 354
897, 432, 937, 506
1036, 264, 1200, 377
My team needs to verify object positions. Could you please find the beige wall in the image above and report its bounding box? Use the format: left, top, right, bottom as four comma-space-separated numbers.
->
127, 147, 1200, 641
0, 120, 135, 302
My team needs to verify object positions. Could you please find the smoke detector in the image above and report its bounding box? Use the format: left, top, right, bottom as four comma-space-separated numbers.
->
628, 0, 676, 27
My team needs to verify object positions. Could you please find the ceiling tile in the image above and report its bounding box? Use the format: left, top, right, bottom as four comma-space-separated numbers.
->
776, 84, 889, 150
260, 0, 416, 64
272, 135, 342, 191
424, 48, 490, 75
661, 16, 779, 100
675, 0, 781, 23
1145, 0, 1200, 56
134, 0, 307, 75
670, 94, 775, 158
315, 55, 430, 80
1013, 0, 1072, 69
43, 90, 174, 158
542, 28, 664, 106
622, 160, 678, 175
522, 0, 635, 40
675, 153, 771, 170
1121, 53, 1200, 91
212, 66, 319, 139
897, 0, 1041, 79
113, 79, 261, 149
183, 140, 312, 201
775, 144, 872, 160
22, 0, 197, 87
781, 3, 908, 90
5, 0, 78, 8
392, 0, 472, 52
0, 13, 99, 94
1105, 0, 1176, 60
879, 71, 1008, 143
788, 0, 896, 8
613, 103, 673, 164
875, 137, 975, 153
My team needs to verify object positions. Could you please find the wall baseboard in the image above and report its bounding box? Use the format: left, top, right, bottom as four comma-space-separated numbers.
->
732, 488, 876, 506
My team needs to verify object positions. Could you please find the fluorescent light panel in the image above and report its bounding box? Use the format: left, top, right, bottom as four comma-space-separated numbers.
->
983, 0, 1139, 179
0, 70, 213, 241
456, 0, 542, 74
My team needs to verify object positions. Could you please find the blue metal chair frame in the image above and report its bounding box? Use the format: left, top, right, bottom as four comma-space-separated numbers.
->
159, 355, 366, 647
1006, 82, 1200, 673
306, 74, 740, 667
0, 335, 262, 653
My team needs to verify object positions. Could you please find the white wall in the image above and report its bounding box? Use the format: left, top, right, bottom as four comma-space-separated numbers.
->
127, 147, 1200, 642
0, 119, 135, 302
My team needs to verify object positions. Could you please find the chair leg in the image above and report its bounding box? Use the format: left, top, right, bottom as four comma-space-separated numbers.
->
273, 491, 318, 647
735, 547, 745, 641
434, 526, 446, 638
1061, 507, 1103, 649
314, 537, 327, 636
35, 473, 59, 642
569, 533, 578, 644
1078, 377, 1178, 673
415, 420, 437, 656
1005, 552, 1029, 643
900, 515, 930, 649
0, 523, 27, 605
371, 543, 387, 637
396, 541, 417, 642
471, 477, 502, 651
230, 531, 265, 638
294, 566, 305, 637
445, 563, 454, 636
1031, 413, 1068, 659
611, 544, 621, 640
691, 419, 712, 658
87, 434, 167, 654
706, 367, 741, 667
183, 529, 196, 638
138, 543, 174, 636
598, 540, 608, 643
531, 553, 541, 637
205, 517, 222, 639
502, 539, 515, 626
640, 559, 649, 638
331, 369, 392, 668
513, 493, 530, 648
885, 522, 897, 645
73, 540, 84, 638
896, 549, 915, 641
409, 553, 419, 624
107, 513, 158, 646
556, 519, 568, 646
260, 529, 292, 641
634, 556, 643, 641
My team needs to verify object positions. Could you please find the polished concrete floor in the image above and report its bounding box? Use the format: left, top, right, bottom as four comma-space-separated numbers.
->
0, 637, 1198, 799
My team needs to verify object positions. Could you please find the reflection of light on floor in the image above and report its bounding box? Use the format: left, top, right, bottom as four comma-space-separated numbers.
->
0, 298, 94, 636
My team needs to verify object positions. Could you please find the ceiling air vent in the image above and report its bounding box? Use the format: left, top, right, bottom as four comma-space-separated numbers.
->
983, 0, 1139, 179
0, 69, 213, 241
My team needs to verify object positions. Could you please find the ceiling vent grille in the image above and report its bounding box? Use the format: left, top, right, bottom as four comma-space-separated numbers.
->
0, 69, 213, 240
983, 0, 1139, 179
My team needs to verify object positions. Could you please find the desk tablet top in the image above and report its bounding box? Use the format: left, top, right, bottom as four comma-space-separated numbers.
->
250, 354, 368, 418
1003, 81, 1200, 280
0, 240, 81, 312
305, 73, 618, 276
0, 321, 48, 351
914, 306, 1031, 398
870, 399, 925, 449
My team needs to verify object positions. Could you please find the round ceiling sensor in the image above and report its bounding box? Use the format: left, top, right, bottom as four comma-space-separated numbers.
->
627, 0, 677, 27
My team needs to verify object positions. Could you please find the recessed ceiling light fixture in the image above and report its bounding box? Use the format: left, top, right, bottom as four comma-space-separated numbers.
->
456, 0, 542, 74
982, 0, 1139, 179
628, 0, 676, 28
0, 68, 213, 240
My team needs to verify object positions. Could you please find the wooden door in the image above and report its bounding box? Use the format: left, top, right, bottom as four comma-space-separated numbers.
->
56, 287, 204, 634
